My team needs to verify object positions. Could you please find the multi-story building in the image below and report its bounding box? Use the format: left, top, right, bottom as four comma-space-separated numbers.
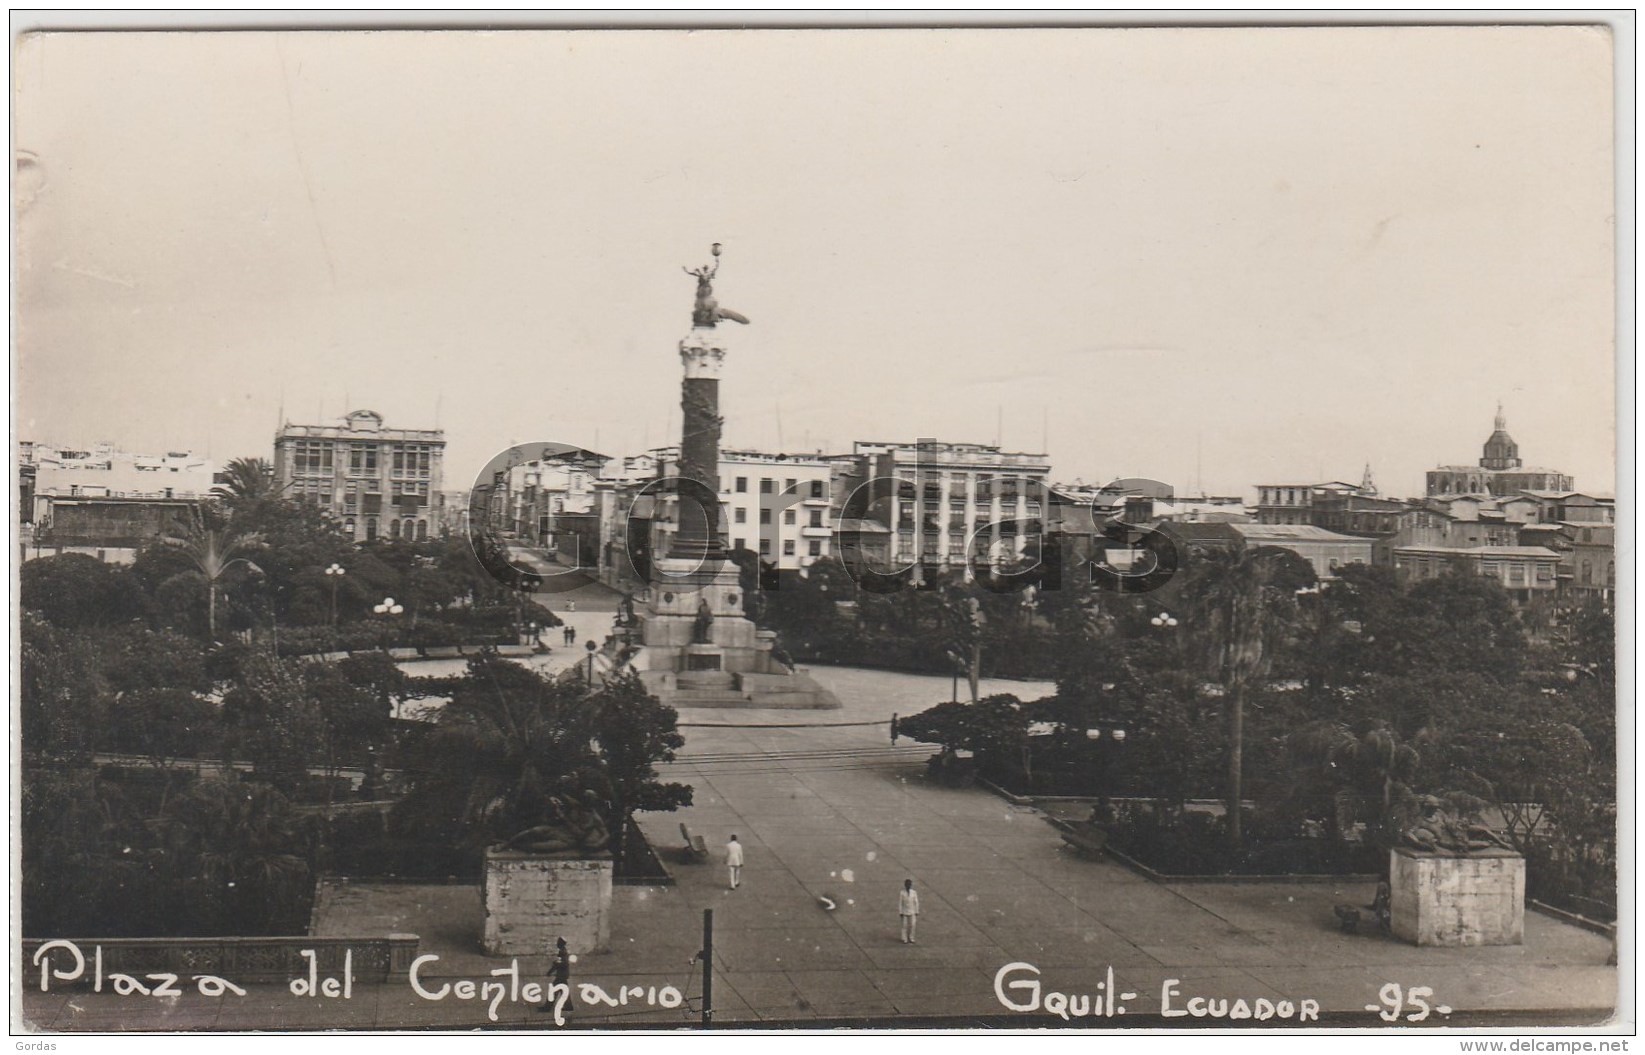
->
1516, 490, 1615, 526
1565, 523, 1616, 604
272, 409, 445, 543
715, 450, 834, 571
1310, 492, 1409, 537
23, 441, 213, 515
21, 441, 215, 562
1253, 481, 1363, 526
1228, 523, 1374, 580
501, 449, 610, 567
845, 440, 1052, 572
1426, 407, 1574, 497
603, 447, 837, 577
435, 490, 470, 538
1391, 544, 1563, 602
1373, 505, 1525, 567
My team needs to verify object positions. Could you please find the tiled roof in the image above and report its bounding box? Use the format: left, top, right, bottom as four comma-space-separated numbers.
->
1394, 545, 1563, 559
1231, 524, 1371, 543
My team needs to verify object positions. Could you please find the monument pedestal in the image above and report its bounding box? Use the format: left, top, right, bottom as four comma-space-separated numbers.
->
616, 251, 840, 710
482, 850, 613, 957
1390, 847, 1524, 946
628, 556, 840, 709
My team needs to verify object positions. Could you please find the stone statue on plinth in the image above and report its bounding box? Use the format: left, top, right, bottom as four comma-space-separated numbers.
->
1401, 795, 1511, 855
692, 597, 715, 644
683, 243, 751, 328
499, 793, 611, 858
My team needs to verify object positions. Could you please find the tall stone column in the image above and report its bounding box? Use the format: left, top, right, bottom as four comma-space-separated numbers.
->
671, 327, 727, 560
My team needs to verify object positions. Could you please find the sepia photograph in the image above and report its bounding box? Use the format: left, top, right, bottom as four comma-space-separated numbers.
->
11, 18, 1627, 1037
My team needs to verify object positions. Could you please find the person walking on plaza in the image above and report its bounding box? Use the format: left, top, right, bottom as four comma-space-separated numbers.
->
899, 879, 920, 944
726, 834, 744, 890
538, 937, 572, 1014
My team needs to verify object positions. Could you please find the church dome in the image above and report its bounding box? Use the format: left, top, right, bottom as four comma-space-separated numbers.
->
1479, 404, 1521, 470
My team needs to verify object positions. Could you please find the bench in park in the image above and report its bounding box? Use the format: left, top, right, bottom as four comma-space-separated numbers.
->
680, 823, 709, 862
1059, 823, 1108, 859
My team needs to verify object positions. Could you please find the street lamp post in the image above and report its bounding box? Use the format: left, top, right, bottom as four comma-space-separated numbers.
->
325, 563, 346, 628
373, 596, 404, 651
585, 639, 598, 687
942, 644, 964, 704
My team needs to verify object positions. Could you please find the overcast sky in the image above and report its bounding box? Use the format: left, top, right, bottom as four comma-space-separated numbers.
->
14, 27, 1617, 499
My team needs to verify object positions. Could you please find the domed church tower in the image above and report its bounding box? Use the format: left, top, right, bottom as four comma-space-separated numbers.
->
1480, 403, 1522, 471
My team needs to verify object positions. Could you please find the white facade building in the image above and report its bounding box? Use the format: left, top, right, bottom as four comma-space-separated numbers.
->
851, 440, 1052, 569
628, 447, 836, 572
24, 441, 213, 518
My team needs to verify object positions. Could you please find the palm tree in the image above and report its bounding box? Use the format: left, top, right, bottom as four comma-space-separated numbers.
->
1287, 721, 1421, 848
1179, 545, 1312, 847
163, 507, 265, 639
152, 777, 311, 934
212, 456, 283, 508
397, 654, 603, 853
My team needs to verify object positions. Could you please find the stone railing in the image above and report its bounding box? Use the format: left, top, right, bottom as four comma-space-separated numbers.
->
22, 935, 420, 987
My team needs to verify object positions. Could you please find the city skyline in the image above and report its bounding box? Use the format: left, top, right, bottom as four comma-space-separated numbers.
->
16, 28, 1617, 502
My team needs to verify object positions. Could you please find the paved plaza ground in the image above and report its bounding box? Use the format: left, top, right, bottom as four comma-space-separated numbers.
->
22, 635, 1621, 1032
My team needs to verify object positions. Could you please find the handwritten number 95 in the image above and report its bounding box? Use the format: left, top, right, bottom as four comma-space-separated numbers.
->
1369, 983, 1451, 1022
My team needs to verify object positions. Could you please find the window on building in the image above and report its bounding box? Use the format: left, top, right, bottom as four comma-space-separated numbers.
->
735, 476, 748, 493
759, 538, 771, 555
810, 480, 825, 498
809, 509, 823, 528
759, 478, 773, 494
808, 540, 822, 557
735, 507, 747, 524
783, 510, 796, 525
295, 441, 333, 474
365, 517, 378, 541
785, 478, 797, 493
417, 520, 428, 541
390, 519, 401, 539
760, 509, 771, 525
783, 540, 795, 556
734, 537, 746, 551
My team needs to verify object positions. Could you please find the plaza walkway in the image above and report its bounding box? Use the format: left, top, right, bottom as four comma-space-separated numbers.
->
23, 666, 1620, 1032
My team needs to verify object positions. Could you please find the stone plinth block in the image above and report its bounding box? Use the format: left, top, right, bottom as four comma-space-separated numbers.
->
482, 851, 613, 957
1390, 847, 1524, 946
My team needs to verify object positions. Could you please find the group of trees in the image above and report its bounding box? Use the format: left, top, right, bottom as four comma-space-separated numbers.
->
20, 456, 693, 938
881, 548, 1614, 903
392, 659, 691, 872
22, 457, 550, 649
745, 554, 1064, 679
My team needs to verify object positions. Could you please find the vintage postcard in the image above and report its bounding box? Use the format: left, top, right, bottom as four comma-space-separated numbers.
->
12, 21, 1626, 1039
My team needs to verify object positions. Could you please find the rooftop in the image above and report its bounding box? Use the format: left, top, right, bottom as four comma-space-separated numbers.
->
1394, 544, 1564, 559
1430, 465, 1569, 475
1519, 490, 1613, 501
1231, 523, 1372, 542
